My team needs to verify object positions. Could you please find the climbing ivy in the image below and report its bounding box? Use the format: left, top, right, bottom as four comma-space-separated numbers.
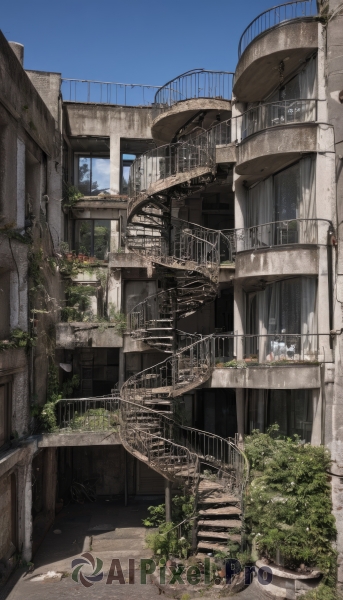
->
0, 329, 36, 353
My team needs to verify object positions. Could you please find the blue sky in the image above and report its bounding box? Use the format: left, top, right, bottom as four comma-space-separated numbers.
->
3, 0, 276, 85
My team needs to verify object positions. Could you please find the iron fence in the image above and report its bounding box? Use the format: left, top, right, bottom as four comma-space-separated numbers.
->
238, 0, 318, 58
235, 218, 331, 252
61, 78, 160, 105
153, 69, 233, 115
56, 396, 120, 431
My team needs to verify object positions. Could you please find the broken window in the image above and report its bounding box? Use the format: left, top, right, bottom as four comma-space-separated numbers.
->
77, 156, 110, 196
247, 389, 313, 442
121, 154, 135, 194
74, 220, 112, 259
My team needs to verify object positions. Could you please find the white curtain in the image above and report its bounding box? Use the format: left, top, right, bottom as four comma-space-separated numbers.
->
299, 55, 317, 121
246, 177, 274, 247
251, 277, 317, 362
299, 55, 317, 99
298, 156, 316, 242
301, 277, 318, 357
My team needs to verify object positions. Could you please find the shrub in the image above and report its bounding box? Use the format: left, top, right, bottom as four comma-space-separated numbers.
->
244, 427, 337, 585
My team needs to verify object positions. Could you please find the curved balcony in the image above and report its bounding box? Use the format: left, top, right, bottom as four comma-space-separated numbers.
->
236, 99, 318, 182
152, 70, 233, 145
234, 0, 318, 101
234, 219, 331, 281
128, 131, 215, 218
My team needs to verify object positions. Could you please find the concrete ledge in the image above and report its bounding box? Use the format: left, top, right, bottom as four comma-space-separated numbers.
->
37, 431, 121, 447
219, 265, 235, 283
56, 323, 123, 349
236, 123, 318, 184
256, 560, 321, 600
234, 20, 319, 102
216, 143, 237, 165
207, 364, 320, 389
123, 334, 159, 353
235, 245, 319, 281
0, 347, 27, 375
152, 98, 231, 145
109, 252, 147, 269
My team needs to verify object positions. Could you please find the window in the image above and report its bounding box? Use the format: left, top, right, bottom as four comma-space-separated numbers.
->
77, 156, 110, 196
75, 220, 112, 260
247, 389, 313, 442
121, 154, 135, 194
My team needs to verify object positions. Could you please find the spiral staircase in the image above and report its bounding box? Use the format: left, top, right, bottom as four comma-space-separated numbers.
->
117, 91, 247, 556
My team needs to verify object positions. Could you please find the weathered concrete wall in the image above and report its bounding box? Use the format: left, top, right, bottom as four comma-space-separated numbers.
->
152, 99, 231, 145
208, 365, 321, 389
235, 246, 319, 280
236, 124, 318, 182
234, 20, 319, 101
0, 32, 59, 157
26, 70, 61, 124
56, 323, 123, 349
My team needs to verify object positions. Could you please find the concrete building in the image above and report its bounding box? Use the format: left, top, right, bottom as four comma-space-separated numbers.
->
1, 0, 343, 590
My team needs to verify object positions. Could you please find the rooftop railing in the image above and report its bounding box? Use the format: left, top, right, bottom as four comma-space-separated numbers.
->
153, 69, 234, 116
238, 0, 318, 58
61, 78, 160, 105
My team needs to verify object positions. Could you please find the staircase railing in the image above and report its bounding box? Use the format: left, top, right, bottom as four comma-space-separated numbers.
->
121, 335, 216, 403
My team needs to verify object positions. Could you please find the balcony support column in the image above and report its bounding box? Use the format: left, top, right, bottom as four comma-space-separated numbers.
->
110, 133, 121, 195
233, 282, 244, 360
235, 389, 245, 442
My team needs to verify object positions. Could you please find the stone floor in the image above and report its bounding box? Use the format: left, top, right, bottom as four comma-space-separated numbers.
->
0, 497, 270, 600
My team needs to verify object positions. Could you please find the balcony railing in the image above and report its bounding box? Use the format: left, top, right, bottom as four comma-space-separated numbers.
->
238, 0, 318, 58
236, 219, 331, 251
241, 99, 317, 138
153, 70, 234, 115
61, 79, 160, 105
219, 219, 330, 263
56, 396, 120, 432
214, 333, 330, 364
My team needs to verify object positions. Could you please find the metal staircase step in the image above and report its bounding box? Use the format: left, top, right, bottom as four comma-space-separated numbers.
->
197, 531, 241, 542
199, 506, 241, 516
197, 541, 235, 552
198, 496, 239, 504
198, 519, 242, 529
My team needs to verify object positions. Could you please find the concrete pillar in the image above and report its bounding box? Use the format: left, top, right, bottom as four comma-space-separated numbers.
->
118, 348, 125, 388
124, 450, 128, 507
22, 461, 32, 562
165, 479, 172, 523
235, 389, 245, 440
43, 449, 57, 519
16, 138, 25, 229
311, 388, 322, 446
110, 134, 121, 195
233, 282, 245, 360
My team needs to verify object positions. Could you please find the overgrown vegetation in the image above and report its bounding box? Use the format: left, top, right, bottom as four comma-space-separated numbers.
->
36, 362, 81, 432
244, 426, 337, 587
0, 328, 36, 352
62, 183, 84, 209
144, 495, 195, 560
61, 284, 96, 322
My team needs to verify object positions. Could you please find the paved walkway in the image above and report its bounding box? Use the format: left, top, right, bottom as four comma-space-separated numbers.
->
0, 498, 270, 600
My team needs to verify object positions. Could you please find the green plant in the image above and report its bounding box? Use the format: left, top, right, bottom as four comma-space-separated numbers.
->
108, 304, 127, 334
61, 284, 96, 322
244, 427, 337, 584
303, 584, 343, 600
0, 329, 36, 352
62, 182, 83, 208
